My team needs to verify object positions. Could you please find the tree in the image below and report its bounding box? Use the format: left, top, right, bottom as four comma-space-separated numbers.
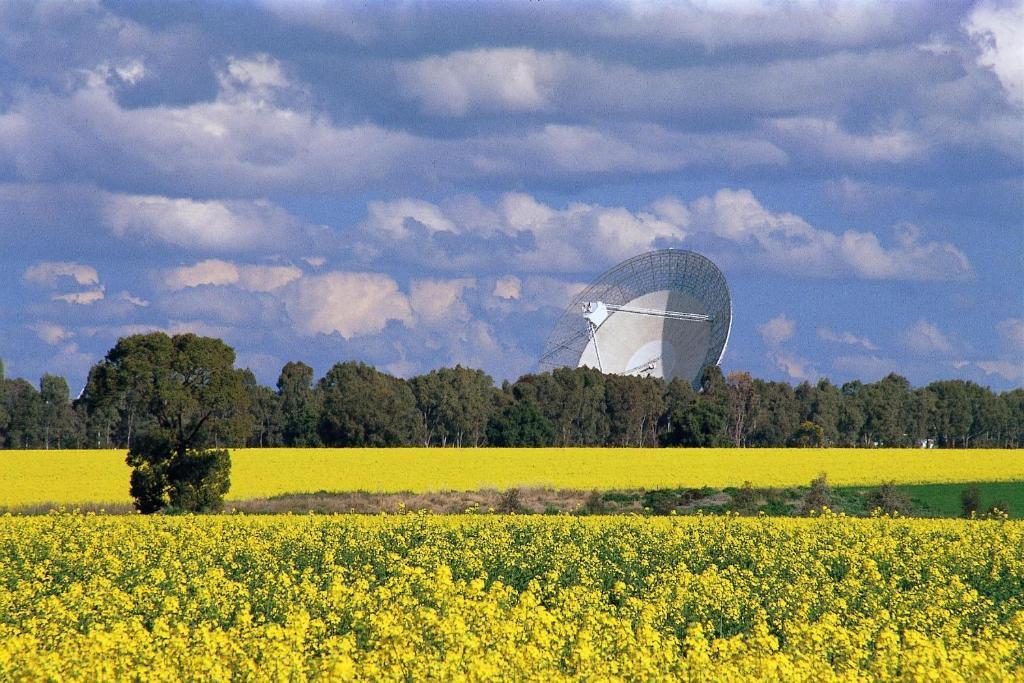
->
85, 333, 251, 513
486, 398, 556, 446
660, 397, 727, 447
317, 362, 423, 446
726, 371, 756, 447
277, 361, 320, 447
40, 374, 76, 449
1, 378, 42, 448
410, 366, 496, 447
244, 370, 282, 447
791, 420, 826, 447
605, 374, 665, 447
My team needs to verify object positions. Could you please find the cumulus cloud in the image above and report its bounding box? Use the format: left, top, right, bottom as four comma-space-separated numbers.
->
975, 359, 1024, 382
492, 276, 522, 300
682, 189, 972, 280
23, 261, 99, 288
770, 350, 818, 382
409, 278, 475, 325
28, 322, 72, 345
360, 191, 687, 272
757, 313, 817, 380
103, 195, 305, 251
817, 327, 880, 351
357, 188, 972, 281
52, 289, 105, 305
766, 117, 924, 163
396, 48, 567, 116
758, 314, 796, 347
833, 354, 898, 382
901, 319, 954, 354
284, 272, 413, 339
995, 317, 1024, 351
965, 0, 1024, 106
162, 259, 302, 292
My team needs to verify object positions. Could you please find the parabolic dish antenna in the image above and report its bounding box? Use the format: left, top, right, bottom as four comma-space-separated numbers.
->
539, 249, 731, 388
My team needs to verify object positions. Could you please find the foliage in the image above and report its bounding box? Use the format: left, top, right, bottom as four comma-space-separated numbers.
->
410, 366, 496, 447
801, 473, 832, 515
864, 481, 913, 516
0, 514, 1022, 680
317, 362, 423, 447
83, 333, 251, 512
961, 486, 982, 517
485, 399, 556, 447
277, 361, 320, 447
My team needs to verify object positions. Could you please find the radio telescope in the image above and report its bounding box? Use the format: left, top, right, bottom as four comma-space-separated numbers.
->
539, 249, 731, 388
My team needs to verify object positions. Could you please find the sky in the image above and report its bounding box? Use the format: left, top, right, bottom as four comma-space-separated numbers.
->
0, 0, 1022, 394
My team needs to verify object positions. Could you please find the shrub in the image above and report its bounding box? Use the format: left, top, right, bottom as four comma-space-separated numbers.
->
960, 486, 981, 517
866, 482, 912, 516
801, 473, 832, 515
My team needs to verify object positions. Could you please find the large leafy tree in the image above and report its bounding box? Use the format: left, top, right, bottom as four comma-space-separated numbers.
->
84, 333, 251, 512
317, 362, 423, 446
410, 366, 496, 447
276, 361, 320, 446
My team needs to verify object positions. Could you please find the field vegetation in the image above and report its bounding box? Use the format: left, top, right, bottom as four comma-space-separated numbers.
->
1, 513, 1021, 680
2, 447, 1022, 510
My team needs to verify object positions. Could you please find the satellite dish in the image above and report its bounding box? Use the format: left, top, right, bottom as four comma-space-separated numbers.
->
539, 249, 731, 388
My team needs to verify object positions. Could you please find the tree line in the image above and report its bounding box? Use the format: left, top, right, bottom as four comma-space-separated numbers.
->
1, 334, 1021, 451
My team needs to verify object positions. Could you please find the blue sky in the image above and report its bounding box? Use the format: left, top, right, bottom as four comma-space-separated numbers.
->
0, 0, 1021, 393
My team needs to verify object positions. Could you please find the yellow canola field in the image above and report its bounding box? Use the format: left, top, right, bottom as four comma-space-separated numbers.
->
0, 514, 1021, 681
1, 447, 1022, 507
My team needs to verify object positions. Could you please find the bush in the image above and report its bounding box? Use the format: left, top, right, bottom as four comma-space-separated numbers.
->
583, 490, 607, 515
497, 488, 526, 514
960, 486, 981, 517
866, 482, 912, 516
732, 481, 757, 514
126, 432, 231, 513
801, 473, 832, 515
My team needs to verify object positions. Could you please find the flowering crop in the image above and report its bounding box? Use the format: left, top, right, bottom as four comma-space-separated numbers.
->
2, 447, 1023, 507
0, 513, 1021, 680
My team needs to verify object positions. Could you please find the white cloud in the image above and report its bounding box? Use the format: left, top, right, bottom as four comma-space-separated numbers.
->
164, 259, 240, 289
901, 319, 954, 355
966, 0, 1024, 106
117, 291, 150, 307
396, 48, 567, 116
52, 289, 105, 305
28, 322, 72, 345
767, 117, 924, 163
757, 314, 796, 347
364, 198, 458, 238
162, 259, 303, 292
103, 195, 304, 251
995, 318, 1024, 351
492, 276, 522, 300
976, 359, 1024, 382
284, 272, 413, 339
817, 327, 880, 351
23, 261, 99, 288
684, 189, 972, 280
0, 55, 422, 196
409, 278, 476, 325
359, 189, 971, 281
770, 350, 817, 382
362, 191, 687, 272
833, 354, 898, 382
303, 256, 326, 268
217, 54, 293, 106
